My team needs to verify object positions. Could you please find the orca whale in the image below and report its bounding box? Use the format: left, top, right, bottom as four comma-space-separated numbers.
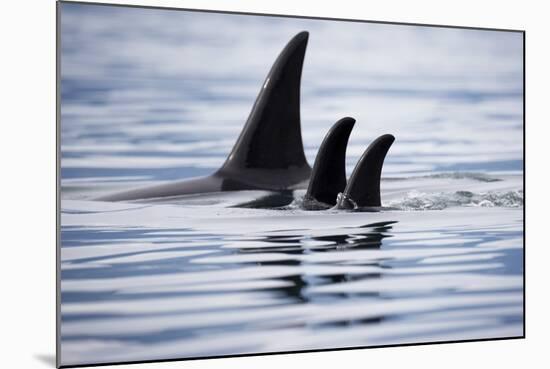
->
302, 117, 356, 209
335, 134, 395, 209
97, 31, 395, 208
98, 31, 311, 201
302, 117, 394, 210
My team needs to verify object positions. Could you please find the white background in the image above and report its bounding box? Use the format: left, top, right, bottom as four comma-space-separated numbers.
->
0, 0, 547, 368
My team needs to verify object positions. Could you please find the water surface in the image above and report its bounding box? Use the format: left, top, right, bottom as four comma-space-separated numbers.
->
59, 3, 524, 366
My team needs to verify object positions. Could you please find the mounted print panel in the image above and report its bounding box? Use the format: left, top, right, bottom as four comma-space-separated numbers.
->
57, 1, 524, 367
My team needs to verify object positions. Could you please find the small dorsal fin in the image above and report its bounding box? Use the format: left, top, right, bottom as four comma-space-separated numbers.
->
337, 134, 395, 208
218, 32, 311, 187
305, 117, 355, 206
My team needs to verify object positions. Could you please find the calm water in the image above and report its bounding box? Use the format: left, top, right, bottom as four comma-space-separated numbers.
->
59, 3, 524, 366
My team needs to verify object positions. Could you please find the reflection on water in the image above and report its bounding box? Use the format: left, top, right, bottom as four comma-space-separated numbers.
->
59, 2, 523, 367
60, 205, 523, 366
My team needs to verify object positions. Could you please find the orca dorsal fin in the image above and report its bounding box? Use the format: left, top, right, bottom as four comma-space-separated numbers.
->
337, 134, 395, 208
305, 117, 355, 206
217, 32, 311, 188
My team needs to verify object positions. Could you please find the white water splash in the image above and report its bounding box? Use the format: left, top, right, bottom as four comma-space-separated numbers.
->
389, 189, 523, 210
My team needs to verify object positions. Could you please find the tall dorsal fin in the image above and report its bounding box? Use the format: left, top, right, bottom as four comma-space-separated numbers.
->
97, 32, 313, 201
305, 117, 355, 206
337, 134, 395, 208
217, 31, 311, 187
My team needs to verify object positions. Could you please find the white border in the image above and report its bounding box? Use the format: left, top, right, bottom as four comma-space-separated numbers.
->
2, 0, 548, 368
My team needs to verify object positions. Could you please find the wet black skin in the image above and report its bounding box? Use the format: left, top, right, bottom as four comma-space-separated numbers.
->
303, 117, 355, 209
336, 134, 395, 209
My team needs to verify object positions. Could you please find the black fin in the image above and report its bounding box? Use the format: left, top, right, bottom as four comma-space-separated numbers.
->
336, 134, 395, 209
304, 117, 355, 207
217, 31, 311, 188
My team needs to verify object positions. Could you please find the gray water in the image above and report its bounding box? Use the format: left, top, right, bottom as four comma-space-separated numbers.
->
59, 3, 524, 366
